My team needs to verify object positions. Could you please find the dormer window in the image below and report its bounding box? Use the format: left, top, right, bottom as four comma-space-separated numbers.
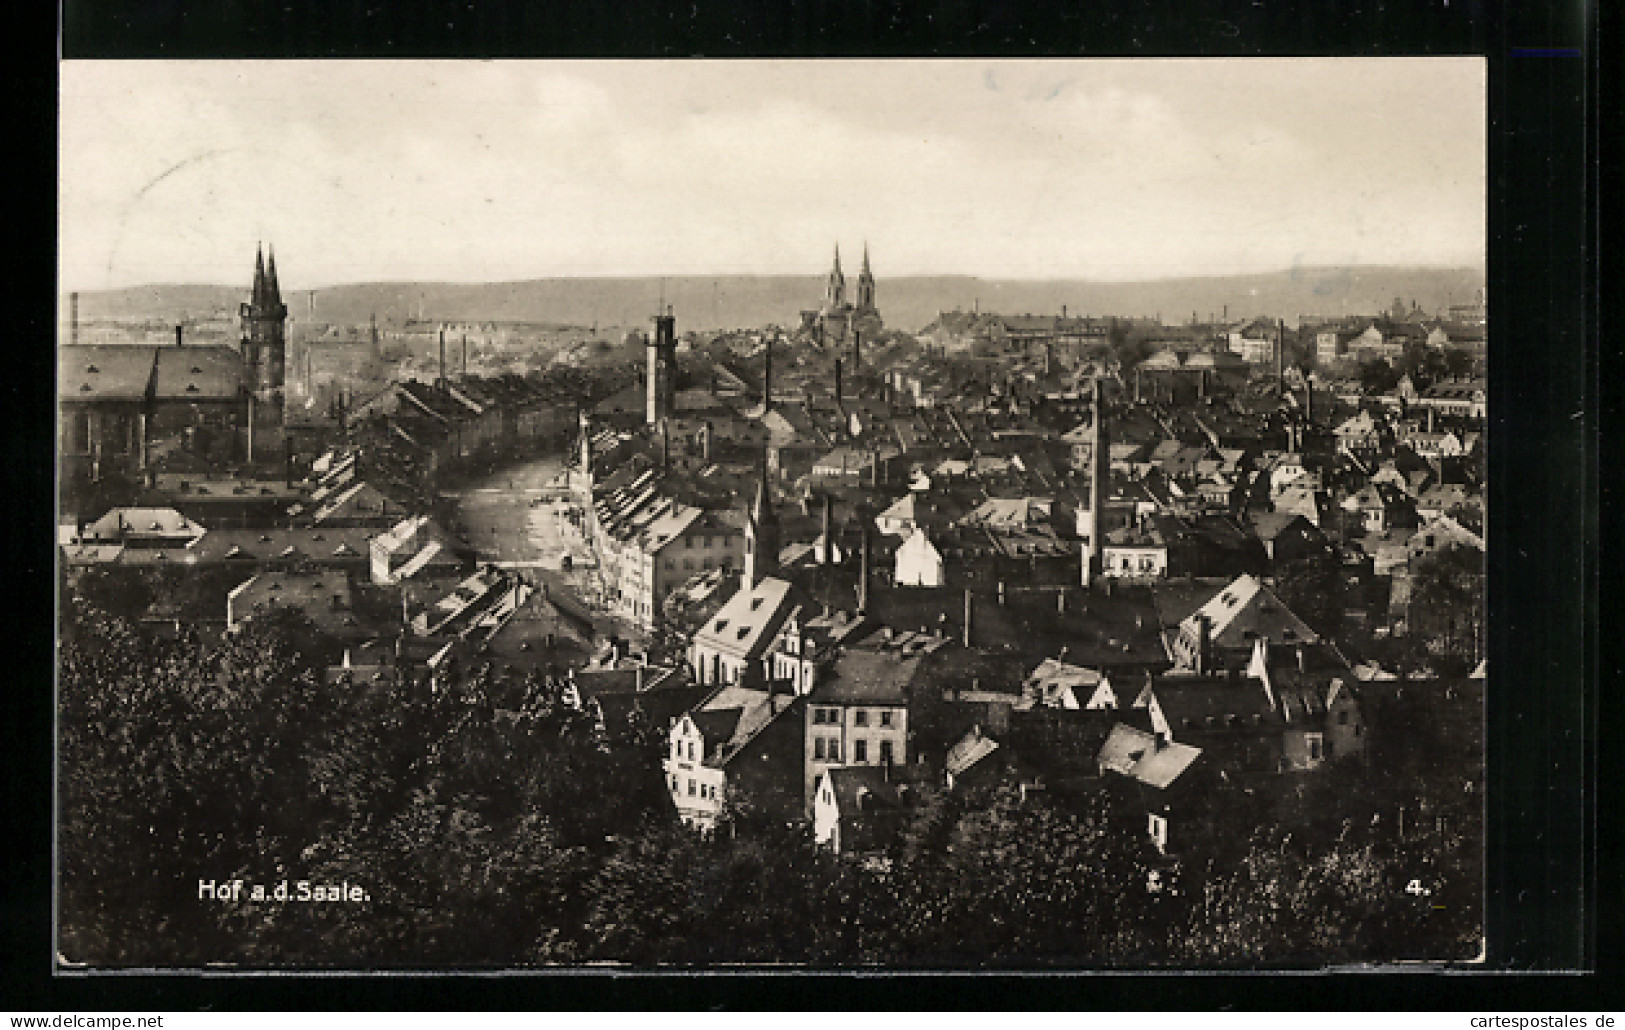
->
186, 384, 199, 392
86, 364, 99, 374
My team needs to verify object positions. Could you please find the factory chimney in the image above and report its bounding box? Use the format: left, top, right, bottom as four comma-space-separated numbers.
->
963, 588, 974, 648
762, 333, 773, 411
857, 524, 871, 613
821, 494, 833, 565
175, 324, 184, 348
1082, 377, 1108, 587
438, 328, 446, 391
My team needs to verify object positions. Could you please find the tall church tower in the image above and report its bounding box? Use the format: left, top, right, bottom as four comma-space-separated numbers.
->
855, 242, 876, 313
744, 459, 780, 589
240, 244, 288, 409
824, 244, 846, 311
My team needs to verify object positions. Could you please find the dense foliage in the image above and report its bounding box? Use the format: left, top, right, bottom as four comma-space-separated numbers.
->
58, 594, 1480, 968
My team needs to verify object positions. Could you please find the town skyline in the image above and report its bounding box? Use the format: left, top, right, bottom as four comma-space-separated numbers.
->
60, 59, 1485, 293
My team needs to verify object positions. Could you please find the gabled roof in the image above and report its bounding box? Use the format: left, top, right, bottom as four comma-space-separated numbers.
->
152, 345, 246, 401
1098, 723, 1202, 790
945, 726, 1002, 777
1182, 574, 1318, 650
692, 575, 804, 660
59, 345, 158, 403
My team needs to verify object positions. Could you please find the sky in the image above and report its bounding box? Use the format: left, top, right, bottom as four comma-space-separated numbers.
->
59, 59, 1485, 292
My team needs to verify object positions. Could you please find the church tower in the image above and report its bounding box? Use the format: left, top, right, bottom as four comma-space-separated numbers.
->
855, 242, 876, 313
744, 458, 780, 589
823, 244, 846, 311
240, 244, 288, 409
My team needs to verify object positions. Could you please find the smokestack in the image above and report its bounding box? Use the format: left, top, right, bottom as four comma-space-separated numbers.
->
70, 292, 78, 346
1062, 304, 1067, 319
462, 333, 468, 376
1195, 614, 1210, 676
762, 334, 772, 411
858, 525, 871, 613
438, 328, 446, 390
175, 324, 183, 348
1277, 319, 1285, 388
1306, 380, 1315, 427
1083, 377, 1107, 587
821, 494, 833, 565
963, 588, 973, 648
660, 418, 670, 471
834, 359, 844, 406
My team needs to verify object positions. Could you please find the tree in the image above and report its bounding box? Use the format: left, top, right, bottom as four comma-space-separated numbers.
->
1407, 543, 1485, 662
1271, 552, 1345, 637
1357, 358, 1399, 396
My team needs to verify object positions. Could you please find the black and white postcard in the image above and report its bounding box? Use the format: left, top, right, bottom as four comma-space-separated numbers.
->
56, 58, 1491, 970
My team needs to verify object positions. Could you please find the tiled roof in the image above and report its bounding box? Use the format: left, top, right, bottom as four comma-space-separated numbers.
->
59, 346, 158, 402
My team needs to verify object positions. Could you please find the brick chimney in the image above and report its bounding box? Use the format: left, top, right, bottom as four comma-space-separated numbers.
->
963, 588, 973, 648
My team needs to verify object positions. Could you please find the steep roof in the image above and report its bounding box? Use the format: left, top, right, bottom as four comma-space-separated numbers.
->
59, 346, 158, 403
692, 575, 804, 661
152, 345, 246, 401
1098, 723, 1202, 790
1181, 574, 1318, 650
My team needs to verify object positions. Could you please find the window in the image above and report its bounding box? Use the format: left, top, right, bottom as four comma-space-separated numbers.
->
687, 779, 696, 796
685, 536, 693, 548
855, 740, 868, 763
828, 740, 842, 763
1306, 734, 1323, 762
812, 709, 825, 725
880, 710, 893, 727
879, 741, 894, 765
814, 738, 826, 760
1148, 812, 1169, 854
687, 741, 695, 762
854, 710, 869, 727
1337, 710, 1349, 726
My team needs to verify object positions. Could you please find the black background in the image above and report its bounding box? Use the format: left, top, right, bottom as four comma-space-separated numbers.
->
8, 0, 1612, 1011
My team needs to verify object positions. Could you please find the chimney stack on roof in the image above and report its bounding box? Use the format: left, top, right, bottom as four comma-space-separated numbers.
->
963, 588, 974, 648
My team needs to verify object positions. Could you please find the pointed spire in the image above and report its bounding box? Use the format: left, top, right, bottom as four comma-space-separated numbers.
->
861, 241, 872, 276
252, 244, 267, 306
832, 243, 843, 278
265, 244, 282, 304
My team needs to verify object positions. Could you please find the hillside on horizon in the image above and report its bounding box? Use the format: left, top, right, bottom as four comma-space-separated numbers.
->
62, 266, 1486, 337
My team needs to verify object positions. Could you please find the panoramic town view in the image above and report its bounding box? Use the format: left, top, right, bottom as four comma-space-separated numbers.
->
57, 60, 1487, 967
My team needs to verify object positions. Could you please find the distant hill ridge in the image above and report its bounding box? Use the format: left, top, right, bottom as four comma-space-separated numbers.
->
64, 266, 1485, 336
